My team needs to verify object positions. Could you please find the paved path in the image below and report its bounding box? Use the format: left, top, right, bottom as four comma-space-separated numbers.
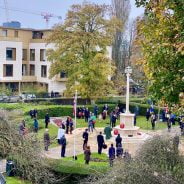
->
43, 128, 115, 159
44, 126, 184, 159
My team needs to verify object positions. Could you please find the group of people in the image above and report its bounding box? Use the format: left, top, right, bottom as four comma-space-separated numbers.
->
146, 107, 184, 133
82, 128, 130, 166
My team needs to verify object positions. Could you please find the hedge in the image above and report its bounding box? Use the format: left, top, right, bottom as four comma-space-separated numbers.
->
0, 102, 158, 119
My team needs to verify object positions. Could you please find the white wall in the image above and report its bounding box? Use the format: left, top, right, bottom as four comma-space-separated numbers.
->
0, 41, 22, 81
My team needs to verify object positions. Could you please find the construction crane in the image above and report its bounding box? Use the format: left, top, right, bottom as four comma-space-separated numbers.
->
41, 12, 62, 28
3, 0, 9, 22
0, 3, 62, 28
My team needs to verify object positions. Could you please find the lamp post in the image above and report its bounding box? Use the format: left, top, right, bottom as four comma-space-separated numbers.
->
125, 66, 132, 114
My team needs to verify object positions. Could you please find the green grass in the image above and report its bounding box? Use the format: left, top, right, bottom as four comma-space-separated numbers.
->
50, 153, 109, 175
6, 177, 30, 184
136, 116, 178, 130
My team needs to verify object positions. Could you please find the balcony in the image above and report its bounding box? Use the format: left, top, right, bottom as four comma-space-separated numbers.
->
22, 76, 37, 82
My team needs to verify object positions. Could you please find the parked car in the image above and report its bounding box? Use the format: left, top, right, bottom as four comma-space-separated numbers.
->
20, 93, 36, 100
8, 96, 22, 103
0, 95, 9, 103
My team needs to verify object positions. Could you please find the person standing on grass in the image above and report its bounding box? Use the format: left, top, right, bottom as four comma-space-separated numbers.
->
111, 111, 117, 128
151, 112, 156, 130
44, 129, 50, 151
45, 113, 50, 128
146, 108, 150, 121
167, 117, 172, 132
82, 129, 89, 150
109, 144, 115, 167
84, 146, 91, 165
33, 118, 39, 133
94, 105, 99, 118
33, 109, 38, 118
97, 132, 104, 154
60, 135, 66, 157
85, 108, 90, 122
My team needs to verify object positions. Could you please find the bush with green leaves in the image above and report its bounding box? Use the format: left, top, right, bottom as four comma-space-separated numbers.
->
0, 111, 59, 184
86, 136, 184, 184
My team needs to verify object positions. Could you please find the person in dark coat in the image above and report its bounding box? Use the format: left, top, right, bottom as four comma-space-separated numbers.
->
115, 134, 122, 148
69, 117, 74, 134
82, 129, 89, 150
44, 129, 50, 151
134, 114, 137, 126
45, 113, 50, 128
84, 146, 91, 164
33, 118, 39, 133
60, 135, 66, 157
116, 143, 123, 158
84, 108, 90, 122
33, 109, 38, 118
146, 108, 150, 121
167, 118, 172, 132
111, 111, 117, 128
97, 132, 104, 154
29, 110, 34, 118
65, 116, 70, 134
151, 112, 156, 130
94, 105, 99, 118
108, 144, 115, 167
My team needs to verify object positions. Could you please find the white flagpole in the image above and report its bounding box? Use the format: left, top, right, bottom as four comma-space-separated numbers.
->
73, 90, 77, 160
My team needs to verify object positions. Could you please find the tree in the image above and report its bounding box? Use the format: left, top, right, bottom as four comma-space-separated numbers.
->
135, 0, 184, 106
47, 2, 121, 98
111, 0, 131, 72
86, 136, 184, 184
0, 111, 58, 184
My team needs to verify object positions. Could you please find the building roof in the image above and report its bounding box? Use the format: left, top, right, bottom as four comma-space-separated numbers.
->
0, 26, 51, 32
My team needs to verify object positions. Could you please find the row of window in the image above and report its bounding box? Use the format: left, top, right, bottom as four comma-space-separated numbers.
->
3, 64, 47, 78
1, 29, 18, 38
1, 29, 44, 39
5, 48, 46, 61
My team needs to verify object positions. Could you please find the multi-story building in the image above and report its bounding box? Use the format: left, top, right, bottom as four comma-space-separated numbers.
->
0, 26, 67, 94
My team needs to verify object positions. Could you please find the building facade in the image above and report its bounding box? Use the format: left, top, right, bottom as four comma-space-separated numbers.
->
0, 26, 67, 94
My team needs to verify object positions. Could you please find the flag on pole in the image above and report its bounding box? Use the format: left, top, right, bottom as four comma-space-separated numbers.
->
73, 96, 76, 117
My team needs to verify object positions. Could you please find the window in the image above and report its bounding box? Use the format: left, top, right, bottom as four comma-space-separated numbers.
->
32, 31, 43, 39
30, 49, 35, 61
22, 49, 27, 60
40, 49, 46, 61
30, 64, 35, 76
3, 64, 13, 77
6, 48, 16, 60
22, 64, 27, 76
41, 65, 47, 78
14, 30, 18, 37
2, 30, 7, 37
60, 71, 67, 78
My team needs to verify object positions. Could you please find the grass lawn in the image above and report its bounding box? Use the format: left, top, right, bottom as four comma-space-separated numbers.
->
76, 116, 177, 131
50, 153, 109, 175
6, 177, 30, 184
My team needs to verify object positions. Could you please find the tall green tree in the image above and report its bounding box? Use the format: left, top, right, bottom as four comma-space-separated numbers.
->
47, 2, 121, 98
135, 0, 184, 106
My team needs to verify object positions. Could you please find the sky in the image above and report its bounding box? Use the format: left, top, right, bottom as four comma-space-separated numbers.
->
0, 0, 144, 29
